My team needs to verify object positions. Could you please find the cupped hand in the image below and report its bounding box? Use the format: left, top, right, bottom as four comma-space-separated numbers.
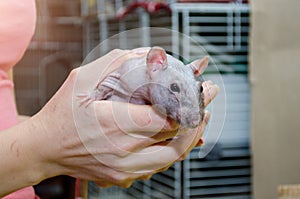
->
33, 48, 218, 188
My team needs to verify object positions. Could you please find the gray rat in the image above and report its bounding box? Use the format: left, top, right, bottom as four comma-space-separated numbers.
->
79, 47, 208, 128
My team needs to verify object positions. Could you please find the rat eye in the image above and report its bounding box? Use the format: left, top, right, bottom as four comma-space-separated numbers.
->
170, 83, 180, 93
200, 85, 203, 93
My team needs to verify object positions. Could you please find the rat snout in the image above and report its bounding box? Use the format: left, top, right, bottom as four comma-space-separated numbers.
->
152, 103, 167, 117
189, 115, 201, 128
180, 107, 201, 128
186, 113, 201, 128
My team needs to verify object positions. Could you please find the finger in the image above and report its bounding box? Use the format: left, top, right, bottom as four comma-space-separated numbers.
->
104, 127, 202, 173
108, 49, 148, 72
91, 165, 147, 188
138, 174, 153, 181
96, 179, 134, 188
120, 125, 206, 172
131, 47, 151, 55
95, 181, 114, 188
176, 111, 210, 161
94, 100, 179, 136
156, 164, 172, 173
78, 49, 147, 91
196, 111, 211, 147
196, 137, 205, 147
138, 164, 172, 181
93, 101, 181, 153
203, 81, 219, 107
147, 111, 210, 166
189, 111, 210, 148
95, 177, 134, 188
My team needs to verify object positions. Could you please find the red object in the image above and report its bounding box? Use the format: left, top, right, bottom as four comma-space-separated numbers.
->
177, 0, 248, 3
116, 1, 172, 20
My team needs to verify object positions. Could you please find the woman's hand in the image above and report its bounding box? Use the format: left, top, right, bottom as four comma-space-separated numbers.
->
38, 48, 218, 187
6, 49, 218, 191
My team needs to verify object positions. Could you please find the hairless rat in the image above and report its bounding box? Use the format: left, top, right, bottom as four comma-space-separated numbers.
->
78, 46, 209, 128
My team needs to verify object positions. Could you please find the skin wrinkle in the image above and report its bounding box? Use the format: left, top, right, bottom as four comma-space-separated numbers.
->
10, 139, 19, 157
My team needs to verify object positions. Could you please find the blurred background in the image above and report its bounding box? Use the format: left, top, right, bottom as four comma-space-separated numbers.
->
13, 0, 300, 199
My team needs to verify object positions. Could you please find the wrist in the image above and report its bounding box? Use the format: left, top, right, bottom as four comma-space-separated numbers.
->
26, 112, 67, 180
0, 113, 67, 196
0, 118, 48, 195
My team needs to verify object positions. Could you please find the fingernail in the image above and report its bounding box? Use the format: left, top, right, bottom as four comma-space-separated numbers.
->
196, 137, 205, 147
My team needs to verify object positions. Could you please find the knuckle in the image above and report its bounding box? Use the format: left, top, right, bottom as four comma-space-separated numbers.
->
68, 68, 79, 80
110, 48, 122, 54
108, 49, 124, 58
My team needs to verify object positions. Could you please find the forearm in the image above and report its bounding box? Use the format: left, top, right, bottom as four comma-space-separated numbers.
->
17, 115, 30, 123
0, 115, 59, 196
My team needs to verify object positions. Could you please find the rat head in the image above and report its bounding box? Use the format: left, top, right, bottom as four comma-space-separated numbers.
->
146, 47, 208, 128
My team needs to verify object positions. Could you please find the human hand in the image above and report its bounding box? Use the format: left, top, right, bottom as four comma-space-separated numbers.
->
31, 48, 218, 188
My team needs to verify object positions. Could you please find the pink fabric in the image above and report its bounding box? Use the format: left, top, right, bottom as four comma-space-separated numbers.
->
0, 0, 36, 72
0, 71, 18, 130
2, 187, 39, 199
0, 0, 38, 198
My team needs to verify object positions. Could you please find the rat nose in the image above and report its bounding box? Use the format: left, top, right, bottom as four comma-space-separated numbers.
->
179, 106, 201, 128
188, 119, 200, 128
185, 114, 200, 128
191, 120, 200, 128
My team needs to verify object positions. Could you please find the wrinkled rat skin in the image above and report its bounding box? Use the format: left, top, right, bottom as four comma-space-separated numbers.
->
79, 47, 206, 128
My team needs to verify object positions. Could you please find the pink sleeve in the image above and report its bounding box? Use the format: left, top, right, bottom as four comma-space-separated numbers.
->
0, 0, 36, 72
0, 70, 18, 130
0, 0, 36, 128
0, 1, 38, 198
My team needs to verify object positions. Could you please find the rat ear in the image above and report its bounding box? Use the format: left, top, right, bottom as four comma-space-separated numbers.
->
188, 56, 209, 77
146, 46, 168, 72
